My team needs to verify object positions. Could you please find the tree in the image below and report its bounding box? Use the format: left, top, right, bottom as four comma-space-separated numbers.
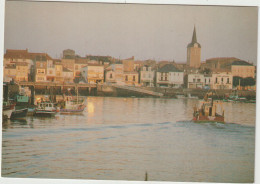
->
233, 76, 243, 87
243, 77, 256, 86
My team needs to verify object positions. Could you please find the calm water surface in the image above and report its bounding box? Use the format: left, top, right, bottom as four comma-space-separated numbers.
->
2, 97, 255, 182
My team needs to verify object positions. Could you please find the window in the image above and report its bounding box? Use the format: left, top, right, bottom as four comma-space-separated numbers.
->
205, 79, 206, 83
197, 79, 201, 82
221, 78, 223, 82
215, 78, 218, 83
125, 75, 128, 81
110, 73, 113, 78
227, 78, 230, 84
193, 79, 195, 82
133, 76, 135, 81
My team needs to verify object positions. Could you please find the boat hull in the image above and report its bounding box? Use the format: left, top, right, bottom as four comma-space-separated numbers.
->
193, 115, 225, 123
11, 108, 28, 119
34, 110, 56, 117
3, 109, 13, 119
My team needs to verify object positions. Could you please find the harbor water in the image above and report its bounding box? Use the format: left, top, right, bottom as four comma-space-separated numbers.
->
2, 97, 255, 182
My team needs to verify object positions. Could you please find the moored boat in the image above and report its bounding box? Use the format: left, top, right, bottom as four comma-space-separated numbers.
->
34, 101, 57, 117
10, 107, 28, 119
60, 96, 86, 115
2, 101, 15, 119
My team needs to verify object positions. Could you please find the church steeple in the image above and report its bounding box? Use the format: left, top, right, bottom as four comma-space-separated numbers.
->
187, 25, 201, 68
192, 26, 197, 43
187, 25, 201, 48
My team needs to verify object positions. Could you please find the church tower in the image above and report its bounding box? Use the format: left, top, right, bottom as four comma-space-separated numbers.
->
187, 26, 201, 68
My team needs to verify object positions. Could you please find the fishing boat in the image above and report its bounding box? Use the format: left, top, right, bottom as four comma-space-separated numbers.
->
10, 107, 28, 119
34, 101, 57, 117
60, 96, 86, 115
193, 91, 225, 123
2, 101, 15, 119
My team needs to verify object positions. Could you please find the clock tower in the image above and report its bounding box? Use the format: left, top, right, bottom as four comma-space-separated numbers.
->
187, 26, 201, 68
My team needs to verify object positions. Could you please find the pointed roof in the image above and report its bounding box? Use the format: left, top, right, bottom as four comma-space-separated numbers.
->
192, 26, 197, 43
187, 26, 201, 48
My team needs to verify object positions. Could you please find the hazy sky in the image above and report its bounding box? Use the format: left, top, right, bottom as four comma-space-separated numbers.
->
4, 1, 258, 64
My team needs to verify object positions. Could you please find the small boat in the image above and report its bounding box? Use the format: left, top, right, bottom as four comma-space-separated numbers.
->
34, 102, 57, 117
10, 107, 28, 119
60, 96, 86, 115
2, 101, 15, 119
193, 91, 225, 123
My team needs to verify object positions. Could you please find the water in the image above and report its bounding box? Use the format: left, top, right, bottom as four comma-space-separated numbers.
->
2, 97, 255, 182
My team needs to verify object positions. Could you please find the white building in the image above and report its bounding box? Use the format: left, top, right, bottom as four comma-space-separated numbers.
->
211, 72, 233, 89
187, 73, 205, 89
140, 65, 155, 87
156, 64, 184, 88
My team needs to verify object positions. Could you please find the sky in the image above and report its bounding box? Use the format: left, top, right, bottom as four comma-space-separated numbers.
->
3, 1, 258, 64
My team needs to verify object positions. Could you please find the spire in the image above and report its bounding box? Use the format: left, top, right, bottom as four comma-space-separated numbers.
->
192, 25, 197, 43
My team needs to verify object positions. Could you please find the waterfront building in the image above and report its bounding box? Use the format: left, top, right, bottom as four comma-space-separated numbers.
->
187, 26, 201, 68
81, 64, 104, 84
4, 49, 34, 76
105, 63, 124, 85
61, 58, 75, 75
122, 56, 135, 72
134, 60, 144, 71
16, 62, 29, 82
74, 58, 88, 78
124, 72, 139, 86
54, 59, 64, 83
211, 72, 233, 89
187, 73, 205, 89
63, 67, 74, 83
156, 64, 184, 88
231, 60, 255, 78
35, 55, 50, 82
4, 64, 16, 82
46, 59, 56, 82
140, 65, 155, 87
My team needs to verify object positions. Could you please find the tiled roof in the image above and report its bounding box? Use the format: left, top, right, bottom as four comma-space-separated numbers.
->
158, 64, 182, 72
232, 60, 253, 66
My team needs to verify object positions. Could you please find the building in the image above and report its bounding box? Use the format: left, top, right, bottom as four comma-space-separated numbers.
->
4, 64, 16, 82
124, 72, 139, 86
187, 73, 205, 89
140, 65, 155, 87
46, 59, 56, 82
105, 63, 124, 84
231, 60, 255, 78
35, 55, 49, 82
187, 26, 201, 68
61, 58, 75, 74
81, 64, 104, 84
122, 56, 135, 72
63, 49, 75, 59
74, 58, 88, 78
63, 67, 74, 83
54, 59, 64, 83
156, 64, 184, 88
211, 72, 233, 89
201, 57, 240, 72
15, 62, 29, 82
